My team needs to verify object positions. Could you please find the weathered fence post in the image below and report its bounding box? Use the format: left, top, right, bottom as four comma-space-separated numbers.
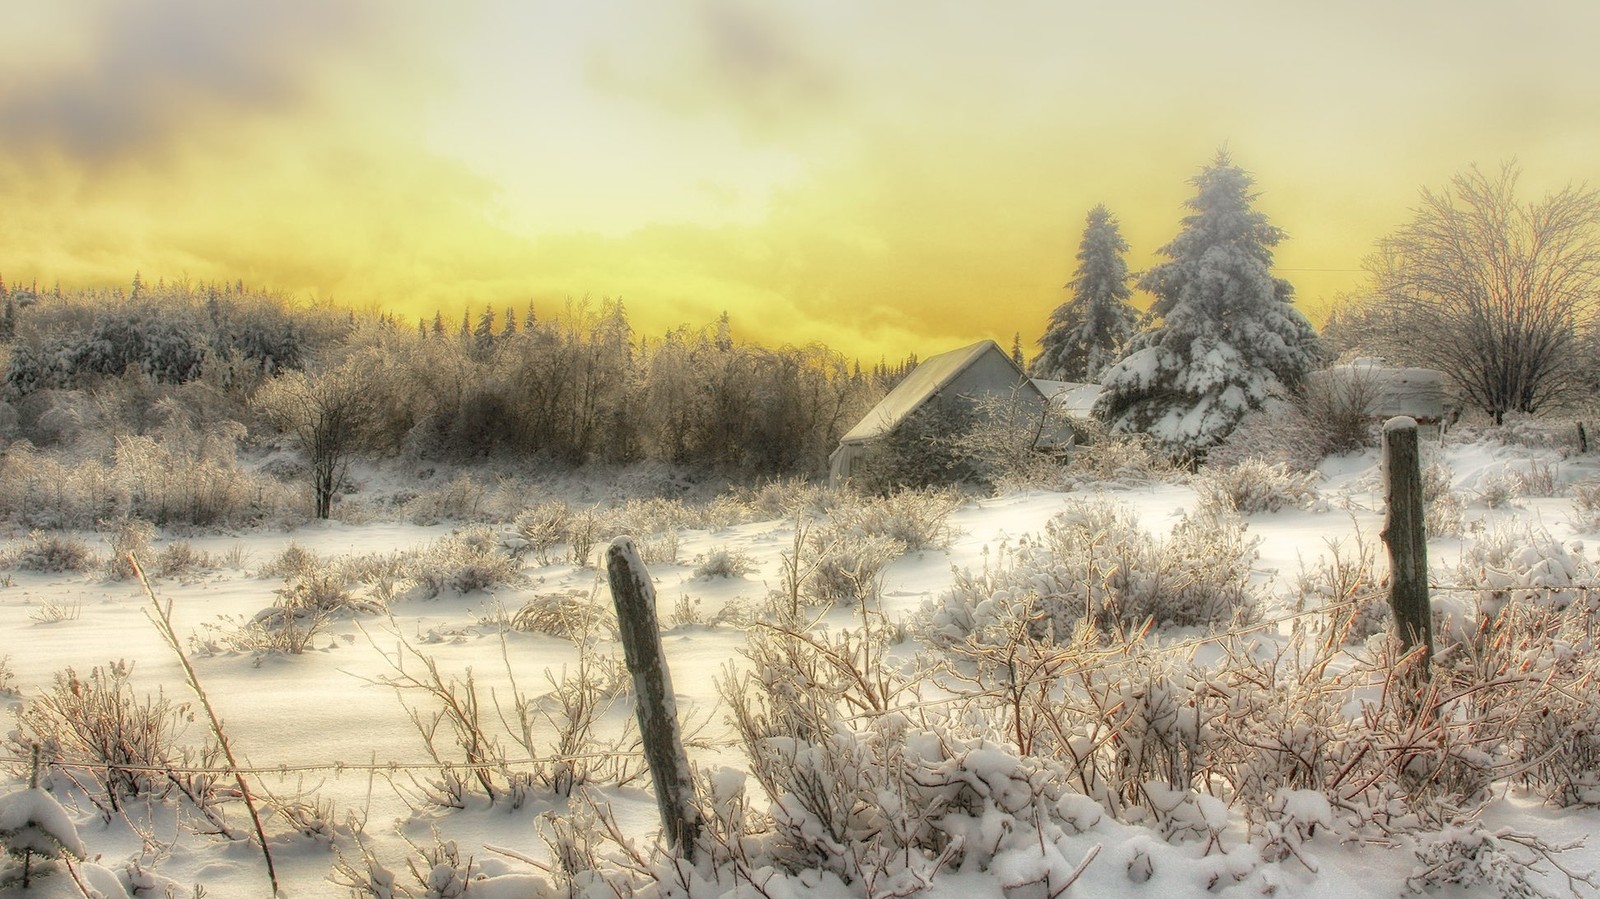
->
1381, 417, 1432, 672
606, 537, 700, 861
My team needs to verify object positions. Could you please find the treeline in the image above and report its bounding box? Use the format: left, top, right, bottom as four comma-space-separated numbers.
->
0, 278, 902, 480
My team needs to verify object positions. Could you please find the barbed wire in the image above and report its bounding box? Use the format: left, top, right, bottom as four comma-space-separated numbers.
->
0, 749, 668, 778
3, 582, 1592, 779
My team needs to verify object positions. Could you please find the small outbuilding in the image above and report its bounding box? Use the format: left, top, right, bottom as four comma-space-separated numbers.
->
829, 340, 1048, 486
1308, 360, 1448, 424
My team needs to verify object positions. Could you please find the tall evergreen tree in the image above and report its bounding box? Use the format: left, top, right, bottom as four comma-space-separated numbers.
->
1031, 204, 1138, 382
470, 303, 496, 353
1093, 151, 1319, 460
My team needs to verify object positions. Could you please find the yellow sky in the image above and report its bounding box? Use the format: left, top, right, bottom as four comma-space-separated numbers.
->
3, 0, 1598, 361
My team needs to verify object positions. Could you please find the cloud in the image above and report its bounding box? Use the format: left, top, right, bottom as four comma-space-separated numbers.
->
586, 0, 839, 139
0, 0, 384, 165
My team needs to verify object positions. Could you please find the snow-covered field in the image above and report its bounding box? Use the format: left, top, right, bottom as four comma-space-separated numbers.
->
3, 437, 1600, 898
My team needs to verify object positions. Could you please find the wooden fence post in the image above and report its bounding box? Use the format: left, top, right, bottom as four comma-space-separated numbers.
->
606, 537, 700, 860
1381, 417, 1433, 671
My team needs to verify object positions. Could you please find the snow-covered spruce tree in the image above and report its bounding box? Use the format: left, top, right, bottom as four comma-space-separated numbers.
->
1093, 152, 1319, 462
1031, 203, 1138, 382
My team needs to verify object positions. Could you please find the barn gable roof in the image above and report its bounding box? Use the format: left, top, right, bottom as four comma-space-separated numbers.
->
840, 340, 1033, 445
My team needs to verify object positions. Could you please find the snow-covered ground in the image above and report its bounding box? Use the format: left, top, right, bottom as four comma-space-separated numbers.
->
3, 437, 1599, 897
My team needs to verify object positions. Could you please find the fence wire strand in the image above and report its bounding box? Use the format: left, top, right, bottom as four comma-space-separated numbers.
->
3, 581, 1592, 779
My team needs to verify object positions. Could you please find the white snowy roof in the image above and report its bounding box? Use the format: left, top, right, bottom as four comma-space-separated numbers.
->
1311, 363, 1447, 422
1031, 379, 1102, 418
841, 340, 1030, 445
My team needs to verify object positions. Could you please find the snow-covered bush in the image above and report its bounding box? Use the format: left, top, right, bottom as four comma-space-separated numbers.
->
728, 477, 839, 520
1572, 477, 1600, 530
1407, 826, 1545, 898
832, 487, 961, 552
6, 530, 95, 573
153, 540, 212, 579
1421, 461, 1466, 538
1473, 471, 1520, 509
1194, 458, 1320, 513
0, 442, 116, 529
403, 473, 486, 525
1454, 522, 1591, 617
692, 546, 755, 579
1512, 460, 1561, 497
723, 622, 1103, 891
335, 830, 486, 899
601, 498, 690, 564
409, 527, 522, 597
12, 662, 196, 810
925, 499, 1260, 647
1292, 534, 1388, 642
803, 525, 904, 607
115, 421, 263, 527
0, 786, 86, 887
0, 656, 15, 697
514, 500, 573, 564
259, 541, 322, 579
1064, 426, 1181, 484
104, 517, 155, 580
508, 589, 616, 640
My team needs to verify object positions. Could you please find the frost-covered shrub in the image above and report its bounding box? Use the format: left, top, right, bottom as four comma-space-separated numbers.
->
153, 541, 210, 579
1292, 535, 1389, 643
723, 623, 1102, 890
6, 531, 94, 573
411, 526, 522, 597
1421, 461, 1465, 538
1426, 491, 1465, 539
0, 443, 118, 529
1212, 368, 1382, 472
403, 473, 486, 525
1065, 427, 1181, 484
0, 786, 87, 886
1406, 826, 1544, 898
259, 541, 323, 580
104, 517, 155, 580
1454, 522, 1591, 617
692, 546, 755, 579
1572, 477, 1600, 530
1513, 460, 1561, 498
1194, 458, 1319, 513
925, 499, 1259, 646
13, 662, 193, 808
601, 498, 689, 564
508, 589, 616, 640
803, 525, 904, 607
514, 500, 572, 564
1473, 471, 1520, 509
115, 423, 262, 527
334, 831, 484, 899
728, 477, 838, 520
832, 487, 961, 551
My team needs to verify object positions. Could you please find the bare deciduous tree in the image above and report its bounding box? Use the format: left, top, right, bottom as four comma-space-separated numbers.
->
255, 353, 387, 518
1368, 162, 1600, 424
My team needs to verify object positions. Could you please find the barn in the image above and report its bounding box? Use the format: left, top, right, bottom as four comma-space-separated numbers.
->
829, 340, 1048, 486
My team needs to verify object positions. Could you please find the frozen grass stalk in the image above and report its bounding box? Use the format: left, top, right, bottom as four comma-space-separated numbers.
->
131, 554, 280, 897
